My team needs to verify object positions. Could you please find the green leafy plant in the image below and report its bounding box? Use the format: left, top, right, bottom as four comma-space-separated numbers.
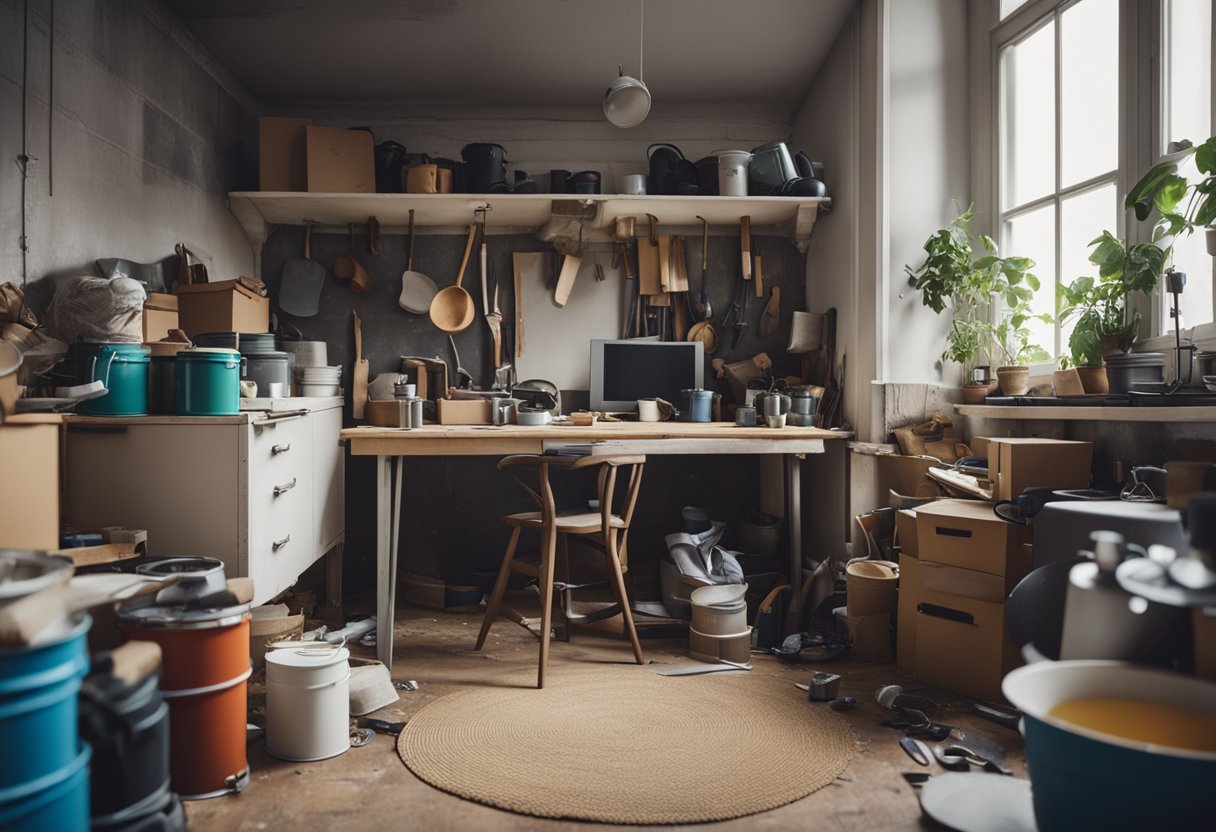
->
906, 205, 1050, 377
1126, 136, 1216, 240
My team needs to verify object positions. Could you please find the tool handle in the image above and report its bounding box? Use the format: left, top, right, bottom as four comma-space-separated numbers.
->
740, 216, 751, 280
698, 215, 709, 271
407, 209, 415, 268
353, 310, 363, 360
754, 254, 764, 297
454, 224, 476, 288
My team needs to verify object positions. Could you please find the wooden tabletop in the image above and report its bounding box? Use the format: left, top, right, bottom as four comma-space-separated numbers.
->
342, 421, 843, 457
0, 413, 64, 426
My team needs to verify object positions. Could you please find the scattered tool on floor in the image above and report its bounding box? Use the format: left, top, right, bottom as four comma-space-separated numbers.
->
900, 736, 934, 767
349, 728, 375, 747
356, 717, 406, 736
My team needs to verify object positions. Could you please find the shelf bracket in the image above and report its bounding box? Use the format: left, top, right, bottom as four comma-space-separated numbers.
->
228, 195, 269, 275
792, 203, 825, 253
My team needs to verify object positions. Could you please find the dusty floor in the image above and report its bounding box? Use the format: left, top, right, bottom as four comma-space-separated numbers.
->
184, 602, 1025, 831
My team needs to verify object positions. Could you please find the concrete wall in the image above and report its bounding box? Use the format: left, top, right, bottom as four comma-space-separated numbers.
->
886, 0, 971, 386
0, 0, 257, 298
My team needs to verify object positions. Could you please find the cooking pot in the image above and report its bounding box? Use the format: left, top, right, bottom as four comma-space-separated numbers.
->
748, 142, 798, 195
461, 143, 507, 194
567, 170, 602, 195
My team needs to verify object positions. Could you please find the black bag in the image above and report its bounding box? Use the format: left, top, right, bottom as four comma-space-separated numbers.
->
373, 140, 408, 193
647, 143, 699, 195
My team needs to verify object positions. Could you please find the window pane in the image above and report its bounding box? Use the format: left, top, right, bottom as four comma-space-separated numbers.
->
1170, 228, 1214, 330
1163, 0, 1213, 148
1061, 0, 1119, 186
1001, 21, 1056, 209
1061, 183, 1119, 350
1006, 204, 1058, 360
1002, 0, 1031, 19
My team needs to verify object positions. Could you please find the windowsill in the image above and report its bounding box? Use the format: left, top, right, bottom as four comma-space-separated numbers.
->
956, 403, 1216, 422
1140, 322, 1216, 353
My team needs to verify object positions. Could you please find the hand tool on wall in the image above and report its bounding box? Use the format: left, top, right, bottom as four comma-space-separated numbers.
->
693, 216, 713, 321
476, 206, 491, 316
760, 286, 781, 338
399, 209, 438, 314
352, 311, 369, 419
333, 223, 372, 293
429, 223, 478, 334
637, 214, 662, 296
554, 225, 583, 308
448, 334, 473, 389
279, 220, 326, 318
512, 251, 526, 357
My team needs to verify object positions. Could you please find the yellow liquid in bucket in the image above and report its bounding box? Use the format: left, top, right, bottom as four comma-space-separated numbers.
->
1048, 698, 1216, 753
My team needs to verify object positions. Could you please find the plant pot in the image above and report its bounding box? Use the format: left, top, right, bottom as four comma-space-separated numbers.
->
962, 383, 990, 404
1076, 365, 1109, 394
1051, 368, 1084, 396
1100, 335, 1127, 358
996, 365, 1031, 396
1207, 226, 1215, 257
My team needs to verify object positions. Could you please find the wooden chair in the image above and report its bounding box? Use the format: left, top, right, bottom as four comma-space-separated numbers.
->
474, 453, 646, 688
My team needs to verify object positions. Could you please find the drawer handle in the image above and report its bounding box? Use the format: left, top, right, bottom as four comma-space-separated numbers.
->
273, 478, 297, 496
272, 535, 290, 551
272, 443, 292, 455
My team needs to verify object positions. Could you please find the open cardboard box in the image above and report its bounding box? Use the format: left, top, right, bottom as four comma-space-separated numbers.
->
984, 437, 1093, 501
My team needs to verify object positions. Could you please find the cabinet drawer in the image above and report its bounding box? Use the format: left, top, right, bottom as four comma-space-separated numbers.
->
250, 414, 311, 480
248, 462, 313, 601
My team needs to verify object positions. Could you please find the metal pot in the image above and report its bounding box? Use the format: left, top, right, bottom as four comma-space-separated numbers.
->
136, 556, 228, 604
242, 351, 291, 398
748, 142, 797, 195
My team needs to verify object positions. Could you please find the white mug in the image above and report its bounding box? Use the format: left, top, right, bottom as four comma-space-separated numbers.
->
622, 174, 646, 195
637, 398, 659, 422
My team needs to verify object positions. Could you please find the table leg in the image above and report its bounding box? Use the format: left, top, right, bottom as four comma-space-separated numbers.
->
387, 456, 404, 660
376, 455, 393, 666
785, 453, 803, 634
318, 540, 344, 627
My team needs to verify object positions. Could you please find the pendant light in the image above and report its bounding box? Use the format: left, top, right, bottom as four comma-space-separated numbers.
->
603, 0, 650, 128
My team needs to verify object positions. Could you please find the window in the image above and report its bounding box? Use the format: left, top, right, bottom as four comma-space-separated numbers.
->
1159, 0, 1214, 332
998, 0, 1120, 361
990, 0, 1216, 359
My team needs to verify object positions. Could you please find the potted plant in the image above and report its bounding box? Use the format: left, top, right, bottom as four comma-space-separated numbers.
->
1052, 357, 1086, 396
985, 305, 1052, 395
906, 206, 1047, 402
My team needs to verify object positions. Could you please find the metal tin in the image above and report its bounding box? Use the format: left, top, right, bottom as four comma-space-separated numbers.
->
735, 405, 757, 426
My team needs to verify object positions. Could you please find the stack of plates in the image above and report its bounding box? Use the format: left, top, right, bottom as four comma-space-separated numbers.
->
297, 365, 342, 397
281, 340, 327, 368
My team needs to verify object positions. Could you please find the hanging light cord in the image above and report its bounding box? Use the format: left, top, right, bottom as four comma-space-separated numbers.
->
639, 0, 645, 81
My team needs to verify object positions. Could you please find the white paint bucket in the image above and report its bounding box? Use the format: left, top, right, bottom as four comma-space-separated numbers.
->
265, 645, 351, 762
716, 150, 752, 196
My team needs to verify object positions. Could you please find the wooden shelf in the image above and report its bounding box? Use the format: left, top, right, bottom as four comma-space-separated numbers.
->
227, 192, 830, 253
956, 404, 1216, 423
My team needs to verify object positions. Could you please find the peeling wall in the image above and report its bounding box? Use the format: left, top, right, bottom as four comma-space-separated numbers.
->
0, 0, 258, 295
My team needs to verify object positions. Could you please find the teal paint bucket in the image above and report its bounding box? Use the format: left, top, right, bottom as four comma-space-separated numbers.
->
174, 348, 242, 416
0, 742, 91, 832
76, 343, 150, 416
0, 613, 91, 789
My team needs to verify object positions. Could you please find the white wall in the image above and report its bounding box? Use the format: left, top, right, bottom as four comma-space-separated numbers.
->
0, 0, 257, 295
886, 0, 971, 385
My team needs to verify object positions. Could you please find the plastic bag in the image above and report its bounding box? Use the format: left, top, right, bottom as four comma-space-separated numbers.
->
664, 521, 745, 585
46, 276, 145, 344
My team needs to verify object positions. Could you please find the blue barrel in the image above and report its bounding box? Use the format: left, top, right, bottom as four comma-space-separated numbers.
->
0, 613, 91, 788
0, 743, 90, 832
174, 348, 241, 416
77, 343, 151, 416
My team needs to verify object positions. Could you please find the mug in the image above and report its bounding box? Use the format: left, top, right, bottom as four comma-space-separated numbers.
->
637, 398, 660, 422
766, 413, 787, 429
621, 174, 646, 195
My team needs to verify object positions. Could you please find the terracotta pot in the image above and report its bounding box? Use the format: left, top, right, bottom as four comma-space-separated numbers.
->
996, 365, 1031, 396
1076, 366, 1109, 394
962, 383, 990, 404
1052, 368, 1084, 396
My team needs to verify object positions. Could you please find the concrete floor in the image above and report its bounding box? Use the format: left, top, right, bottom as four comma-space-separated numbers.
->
184, 602, 1026, 831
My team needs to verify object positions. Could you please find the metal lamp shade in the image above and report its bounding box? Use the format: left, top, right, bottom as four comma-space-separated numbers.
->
604, 75, 651, 128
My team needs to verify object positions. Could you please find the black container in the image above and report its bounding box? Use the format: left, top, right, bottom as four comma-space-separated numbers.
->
549, 169, 572, 194
1105, 352, 1166, 393
647, 143, 698, 195
568, 170, 602, 195
242, 350, 291, 397
79, 661, 172, 823
373, 141, 408, 193
461, 143, 507, 193
694, 156, 719, 195
149, 356, 175, 415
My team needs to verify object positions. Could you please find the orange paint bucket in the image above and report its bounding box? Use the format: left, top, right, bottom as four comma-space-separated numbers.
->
119, 605, 251, 800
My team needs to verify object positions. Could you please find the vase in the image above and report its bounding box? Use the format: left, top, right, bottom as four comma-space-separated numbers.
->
996, 365, 1031, 396
1075, 366, 1109, 394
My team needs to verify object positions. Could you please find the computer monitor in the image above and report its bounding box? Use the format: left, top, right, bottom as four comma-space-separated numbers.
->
589, 339, 704, 412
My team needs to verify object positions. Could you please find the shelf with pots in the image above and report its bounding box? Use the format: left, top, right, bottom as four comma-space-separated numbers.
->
955, 403, 1216, 422
226, 192, 831, 262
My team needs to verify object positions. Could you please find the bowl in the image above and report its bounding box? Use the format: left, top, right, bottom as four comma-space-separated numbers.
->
1003, 660, 1216, 831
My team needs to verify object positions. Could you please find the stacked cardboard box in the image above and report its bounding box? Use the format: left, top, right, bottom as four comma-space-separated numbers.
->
897, 499, 1033, 700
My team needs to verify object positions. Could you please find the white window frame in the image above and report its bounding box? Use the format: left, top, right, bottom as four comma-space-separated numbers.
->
977, 0, 1216, 361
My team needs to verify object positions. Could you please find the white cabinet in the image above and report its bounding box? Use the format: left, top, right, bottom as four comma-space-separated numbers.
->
63, 399, 344, 605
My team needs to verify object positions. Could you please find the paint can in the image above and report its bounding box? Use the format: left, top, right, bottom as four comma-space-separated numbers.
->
265, 644, 352, 762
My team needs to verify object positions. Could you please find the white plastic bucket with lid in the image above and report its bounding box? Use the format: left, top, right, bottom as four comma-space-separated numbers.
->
265, 644, 351, 762
690, 583, 749, 635
716, 150, 752, 196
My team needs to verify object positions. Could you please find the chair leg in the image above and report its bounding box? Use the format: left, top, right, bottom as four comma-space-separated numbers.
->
557, 533, 572, 643
605, 530, 645, 665
474, 526, 521, 651
536, 519, 558, 688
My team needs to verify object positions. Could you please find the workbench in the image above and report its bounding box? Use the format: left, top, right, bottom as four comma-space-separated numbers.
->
341, 421, 844, 666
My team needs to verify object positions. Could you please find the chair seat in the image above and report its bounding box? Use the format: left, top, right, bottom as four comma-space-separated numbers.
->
504, 510, 626, 533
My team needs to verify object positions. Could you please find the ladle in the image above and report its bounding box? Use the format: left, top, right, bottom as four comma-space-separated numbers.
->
429, 224, 478, 334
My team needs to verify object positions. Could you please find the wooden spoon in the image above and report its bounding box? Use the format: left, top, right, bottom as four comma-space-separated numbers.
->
429, 225, 478, 334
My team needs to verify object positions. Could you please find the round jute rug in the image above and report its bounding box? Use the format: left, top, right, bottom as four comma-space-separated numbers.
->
396, 666, 857, 824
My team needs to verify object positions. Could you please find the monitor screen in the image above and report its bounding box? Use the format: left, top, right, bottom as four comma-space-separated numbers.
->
590, 339, 704, 411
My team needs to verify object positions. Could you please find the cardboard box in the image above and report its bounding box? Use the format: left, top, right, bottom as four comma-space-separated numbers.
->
914, 582, 1022, 701
896, 553, 921, 672
918, 559, 1017, 603
896, 508, 918, 558
142, 293, 178, 341
437, 398, 491, 425
259, 116, 311, 191
306, 126, 375, 193
0, 422, 59, 550
986, 437, 1093, 501
916, 499, 1031, 579
877, 454, 938, 500
1165, 461, 1216, 508
176, 278, 269, 336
